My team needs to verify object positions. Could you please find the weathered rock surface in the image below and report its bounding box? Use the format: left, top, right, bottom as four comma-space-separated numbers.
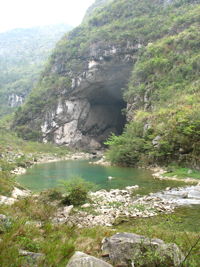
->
8, 93, 24, 108
102, 233, 184, 266
19, 249, 44, 265
52, 182, 200, 228
52, 205, 74, 224
67, 251, 113, 267
0, 195, 16, 205
0, 187, 30, 206
11, 167, 26, 175
54, 186, 175, 228
41, 53, 131, 150
20, 37, 139, 150
12, 187, 31, 199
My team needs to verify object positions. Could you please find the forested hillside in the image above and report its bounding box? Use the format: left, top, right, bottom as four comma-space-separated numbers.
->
13, 0, 200, 168
106, 1, 200, 168
0, 1, 200, 266
0, 24, 72, 117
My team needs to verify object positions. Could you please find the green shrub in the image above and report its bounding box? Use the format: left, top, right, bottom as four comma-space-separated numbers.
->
39, 188, 63, 202
61, 177, 94, 206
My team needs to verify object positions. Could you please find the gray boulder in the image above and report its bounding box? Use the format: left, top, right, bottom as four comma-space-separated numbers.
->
0, 195, 16, 205
19, 250, 44, 265
67, 251, 113, 267
0, 214, 12, 232
101, 232, 184, 266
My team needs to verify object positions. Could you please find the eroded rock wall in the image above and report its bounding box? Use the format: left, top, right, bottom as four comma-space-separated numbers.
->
40, 41, 138, 150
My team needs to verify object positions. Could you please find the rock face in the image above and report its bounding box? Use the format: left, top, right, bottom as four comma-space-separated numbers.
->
19, 249, 44, 265
102, 233, 184, 266
8, 93, 24, 107
40, 41, 137, 150
12, 187, 31, 199
0, 195, 16, 205
67, 251, 113, 267
15, 0, 199, 153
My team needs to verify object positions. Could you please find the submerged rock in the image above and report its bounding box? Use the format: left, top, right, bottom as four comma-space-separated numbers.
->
67, 251, 113, 267
102, 233, 184, 267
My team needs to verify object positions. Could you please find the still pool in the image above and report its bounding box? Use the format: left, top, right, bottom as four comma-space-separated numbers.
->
17, 159, 186, 193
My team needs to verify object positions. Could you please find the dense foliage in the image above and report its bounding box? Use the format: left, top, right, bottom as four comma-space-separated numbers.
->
62, 177, 95, 206
14, 0, 200, 134
11, 0, 200, 168
106, 24, 200, 166
104, 1, 200, 167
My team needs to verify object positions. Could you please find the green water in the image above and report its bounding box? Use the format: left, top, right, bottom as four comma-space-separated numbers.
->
17, 160, 200, 232
17, 160, 185, 193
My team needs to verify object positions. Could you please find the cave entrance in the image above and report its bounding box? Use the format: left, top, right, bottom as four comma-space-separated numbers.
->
82, 85, 127, 147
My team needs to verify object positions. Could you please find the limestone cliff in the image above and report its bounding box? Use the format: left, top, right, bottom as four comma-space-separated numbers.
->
30, 41, 137, 149
14, 0, 200, 153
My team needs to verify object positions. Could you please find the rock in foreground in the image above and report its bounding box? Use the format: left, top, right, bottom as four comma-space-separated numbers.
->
67, 251, 113, 267
19, 249, 44, 265
102, 233, 184, 266
0, 195, 16, 205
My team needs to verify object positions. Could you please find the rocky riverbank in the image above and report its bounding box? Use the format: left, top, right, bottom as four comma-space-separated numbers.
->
150, 166, 199, 184
10, 151, 103, 175
52, 185, 187, 228
90, 158, 200, 184
37, 151, 103, 164
89, 156, 111, 166
3, 183, 200, 226
0, 187, 31, 205
2, 150, 200, 229
51, 180, 200, 228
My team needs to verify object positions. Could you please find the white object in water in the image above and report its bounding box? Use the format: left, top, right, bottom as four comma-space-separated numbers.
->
108, 176, 114, 180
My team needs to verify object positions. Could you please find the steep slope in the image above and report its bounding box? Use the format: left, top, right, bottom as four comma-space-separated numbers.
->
0, 24, 72, 117
84, 0, 114, 18
14, 0, 200, 161
107, 21, 200, 168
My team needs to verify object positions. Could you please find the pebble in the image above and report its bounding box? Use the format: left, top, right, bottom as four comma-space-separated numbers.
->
52, 185, 177, 228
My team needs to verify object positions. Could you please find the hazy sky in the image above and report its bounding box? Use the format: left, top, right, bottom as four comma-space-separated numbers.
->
0, 0, 95, 33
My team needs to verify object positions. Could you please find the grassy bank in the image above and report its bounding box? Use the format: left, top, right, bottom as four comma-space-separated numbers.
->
0, 129, 199, 266
0, 193, 199, 266
164, 166, 200, 180
0, 128, 69, 196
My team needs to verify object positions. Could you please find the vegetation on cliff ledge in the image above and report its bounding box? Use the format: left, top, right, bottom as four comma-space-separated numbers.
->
105, 1, 200, 168
9, 0, 200, 168
13, 0, 200, 149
